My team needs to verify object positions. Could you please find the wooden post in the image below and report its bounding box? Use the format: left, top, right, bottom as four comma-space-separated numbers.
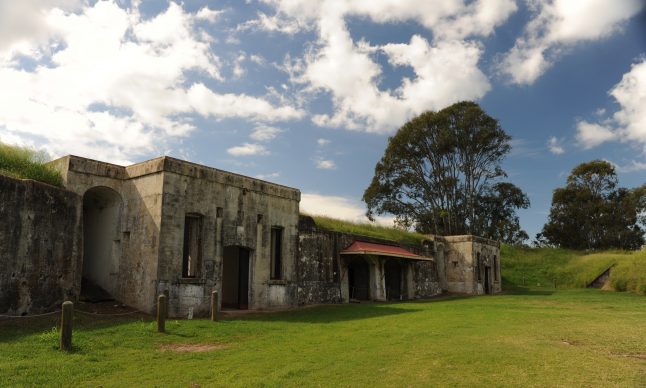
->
211, 290, 218, 321
60, 301, 73, 351
157, 294, 167, 333
163, 289, 169, 319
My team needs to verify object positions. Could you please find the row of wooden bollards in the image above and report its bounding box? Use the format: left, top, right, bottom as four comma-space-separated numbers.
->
59, 291, 220, 351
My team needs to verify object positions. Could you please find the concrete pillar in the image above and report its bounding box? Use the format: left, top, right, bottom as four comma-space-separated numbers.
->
369, 255, 386, 301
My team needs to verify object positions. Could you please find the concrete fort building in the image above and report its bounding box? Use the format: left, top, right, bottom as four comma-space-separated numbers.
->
0, 155, 500, 317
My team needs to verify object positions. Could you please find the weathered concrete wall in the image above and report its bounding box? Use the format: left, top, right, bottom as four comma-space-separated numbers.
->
440, 235, 501, 294
156, 157, 300, 316
51, 155, 164, 314
297, 218, 441, 304
0, 175, 82, 315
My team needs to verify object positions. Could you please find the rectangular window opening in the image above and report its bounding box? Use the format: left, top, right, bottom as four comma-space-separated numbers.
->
270, 227, 283, 280
182, 214, 202, 278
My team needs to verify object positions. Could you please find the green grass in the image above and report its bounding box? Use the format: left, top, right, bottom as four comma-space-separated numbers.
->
0, 142, 62, 186
307, 214, 428, 245
1, 289, 644, 387
502, 245, 646, 294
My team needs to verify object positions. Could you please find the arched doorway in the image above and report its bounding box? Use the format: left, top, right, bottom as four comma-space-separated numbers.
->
82, 186, 122, 301
347, 257, 370, 301
222, 246, 250, 309
384, 259, 402, 301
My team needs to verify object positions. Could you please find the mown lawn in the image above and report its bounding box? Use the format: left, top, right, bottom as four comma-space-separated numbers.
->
1, 289, 644, 387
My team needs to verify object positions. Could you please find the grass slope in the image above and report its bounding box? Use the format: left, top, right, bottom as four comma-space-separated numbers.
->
502, 245, 646, 294
307, 215, 427, 245
0, 142, 62, 186
1, 290, 644, 387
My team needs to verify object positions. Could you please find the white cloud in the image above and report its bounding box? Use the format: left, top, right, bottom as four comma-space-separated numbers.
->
253, 0, 511, 133
576, 58, 646, 151
233, 52, 246, 78
195, 7, 224, 23
0, 0, 83, 60
547, 136, 565, 155
576, 122, 615, 149
300, 193, 395, 226
499, 0, 644, 85
250, 124, 283, 141
255, 171, 281, 180
613, 160, 646, 173
0, 1, 302, 164
316, 159, 336, 169
227, 143, 269, 156
317, 138, 330, 146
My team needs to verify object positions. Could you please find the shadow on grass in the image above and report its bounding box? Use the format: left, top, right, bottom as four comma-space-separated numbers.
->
231, 303, 420, 323
0, 312, 152, 344
231, 294, 479, 323
502, 285, 555, 296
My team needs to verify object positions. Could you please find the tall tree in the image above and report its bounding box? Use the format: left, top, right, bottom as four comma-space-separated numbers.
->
539, 160, 645, 250
363, 101, 529, 242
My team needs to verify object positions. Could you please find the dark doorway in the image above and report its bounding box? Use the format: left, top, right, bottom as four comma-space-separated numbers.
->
484, 266, 491, 295
347, 258, 370, 301
81, 186, 122, 301
384, 260, 402, 301
222, 246, 250, 309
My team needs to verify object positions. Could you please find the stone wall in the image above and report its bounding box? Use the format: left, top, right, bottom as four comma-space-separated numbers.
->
297, 217, 442, 304
0, 175, 82, 315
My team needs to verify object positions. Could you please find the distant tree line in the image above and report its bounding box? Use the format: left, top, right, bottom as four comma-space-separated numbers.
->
536, 160, 646, 250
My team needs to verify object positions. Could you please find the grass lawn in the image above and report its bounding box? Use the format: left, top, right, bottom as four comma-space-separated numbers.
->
1, 289, 644, 387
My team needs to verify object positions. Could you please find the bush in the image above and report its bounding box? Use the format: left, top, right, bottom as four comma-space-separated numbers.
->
0, 142, 62, 186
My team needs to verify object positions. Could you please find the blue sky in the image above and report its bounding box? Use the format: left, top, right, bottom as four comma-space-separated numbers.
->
0, 0, 645, 240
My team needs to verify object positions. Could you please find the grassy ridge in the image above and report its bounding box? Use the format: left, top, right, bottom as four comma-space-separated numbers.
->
307, 215, 427, 245
0, 142, 62, 186
502, 245, 646, 294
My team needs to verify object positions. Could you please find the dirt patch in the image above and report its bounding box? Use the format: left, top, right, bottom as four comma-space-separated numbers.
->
159, 343, 228, 353
560, 339, 579, 346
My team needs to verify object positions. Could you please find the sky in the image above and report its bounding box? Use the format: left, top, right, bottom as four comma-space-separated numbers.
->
0, 0, 645, 240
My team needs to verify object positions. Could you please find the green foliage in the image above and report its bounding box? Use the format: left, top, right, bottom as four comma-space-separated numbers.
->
540, 160, 644, 250
502, 244, 646, 294
306, 214, 427, 245
1, 290, 645, 386
363, 101, 529, 243
0, 142, 62, 186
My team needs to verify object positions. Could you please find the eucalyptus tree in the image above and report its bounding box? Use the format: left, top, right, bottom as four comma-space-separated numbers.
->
363, 101, 529, 243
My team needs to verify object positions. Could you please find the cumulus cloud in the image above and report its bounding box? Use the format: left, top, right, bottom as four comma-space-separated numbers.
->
547, 136, 565, 155
499, 0, 644, 85
250, 0, 513, 133
317, 138, 330, 146
250, 124, 284, 141
300, 193, 394, 226
315, 159, 336, 169
195, 6, 224, 23
227, 143, 270, 156
0, 1, 302, 163
576, 58, 646, 151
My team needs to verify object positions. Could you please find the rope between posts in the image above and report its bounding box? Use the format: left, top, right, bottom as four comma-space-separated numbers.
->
0, 310, 61, 319
74, 309, 141, 317
0, 308, 141, 319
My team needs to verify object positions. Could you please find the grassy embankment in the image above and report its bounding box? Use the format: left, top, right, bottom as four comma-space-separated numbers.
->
502, 244, 646, 295
306, 215, 427, 245
0, 142, 62, 186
